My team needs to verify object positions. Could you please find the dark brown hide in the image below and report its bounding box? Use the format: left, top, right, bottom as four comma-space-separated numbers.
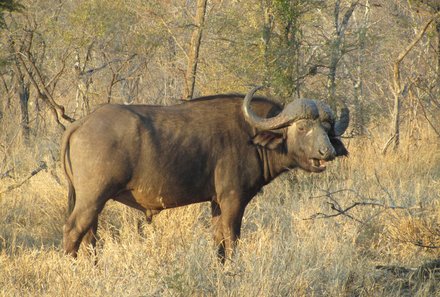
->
61, 93, 348, 261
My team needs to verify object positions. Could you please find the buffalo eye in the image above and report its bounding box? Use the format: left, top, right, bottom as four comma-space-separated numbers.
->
297, 122, 307, 132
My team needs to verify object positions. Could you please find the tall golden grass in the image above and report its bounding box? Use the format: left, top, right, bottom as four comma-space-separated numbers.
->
0, 121, 439, 296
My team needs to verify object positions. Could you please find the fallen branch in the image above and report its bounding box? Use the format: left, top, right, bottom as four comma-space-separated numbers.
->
412, 242, 440, 249
306, 187, 440, 252
0, 161, 47, 196
376, 259, 440, 281
305, 200, 406, 224
305, 188, 407, 224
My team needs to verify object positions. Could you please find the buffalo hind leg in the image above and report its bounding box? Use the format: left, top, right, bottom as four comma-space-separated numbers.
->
211, 200, 225, 262
81, 218, 98, 261
63, 200, 104, 258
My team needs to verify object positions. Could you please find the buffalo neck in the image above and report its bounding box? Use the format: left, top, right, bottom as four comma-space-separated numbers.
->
255, 145, 295, 184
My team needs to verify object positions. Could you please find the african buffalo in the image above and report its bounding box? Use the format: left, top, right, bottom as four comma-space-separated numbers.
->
61, 86, 349, 261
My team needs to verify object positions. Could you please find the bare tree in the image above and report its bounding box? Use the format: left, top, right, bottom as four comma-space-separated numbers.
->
8, 37, 30, 142
346, 0, 370, 135
184, 0, 208, 100
415, 0, 440, 85
327, 0, 359, 109
383, 12, 440, 153
5, 10, 74, 132
261, 0, 274, 88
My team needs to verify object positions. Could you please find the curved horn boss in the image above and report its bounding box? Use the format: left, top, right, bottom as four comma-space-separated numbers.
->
242, 86, 306, 130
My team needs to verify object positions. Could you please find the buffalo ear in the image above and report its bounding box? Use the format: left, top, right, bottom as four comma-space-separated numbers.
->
330, 137, 348, 156
251, 131, 285, 150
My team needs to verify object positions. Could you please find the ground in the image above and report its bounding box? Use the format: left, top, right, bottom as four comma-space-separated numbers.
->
0, 130, 439, 296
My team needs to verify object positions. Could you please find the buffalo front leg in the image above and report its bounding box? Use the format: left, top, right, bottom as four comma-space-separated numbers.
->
211, 199, 225, 262
218, 195, 246, 261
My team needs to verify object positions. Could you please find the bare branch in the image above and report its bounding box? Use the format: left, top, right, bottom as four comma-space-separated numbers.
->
381, 134, 396, 155
338, 0, 359, 37
0, 168, 14, 179
373, 171, 393, 202
415, 93, 440, 137
157, 16, 189, 60
0, 161, 47, 197
305, 200, 406, 224
393, 12, 440, 93
334, 0, 340, 33
16, 53, 74, 128
305, 188, 407, 224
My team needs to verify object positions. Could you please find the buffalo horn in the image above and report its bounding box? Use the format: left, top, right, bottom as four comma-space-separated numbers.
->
242, 86, 293, 130
334, 103, 350, 136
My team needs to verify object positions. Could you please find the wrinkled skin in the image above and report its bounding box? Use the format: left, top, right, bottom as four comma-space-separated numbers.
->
62, 88, 348, 262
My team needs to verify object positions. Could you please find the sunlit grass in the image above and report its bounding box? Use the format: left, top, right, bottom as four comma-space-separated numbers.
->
0, 123, 439, 296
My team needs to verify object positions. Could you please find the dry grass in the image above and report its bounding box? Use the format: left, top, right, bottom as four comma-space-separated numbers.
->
0, 122, 439, 297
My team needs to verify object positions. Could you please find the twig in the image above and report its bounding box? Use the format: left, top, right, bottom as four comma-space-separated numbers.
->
156, 15, 188, 60
309, 188, 359, 199
415, 94, 440, 137
373, 171, 394, 204
381, 134, 396, 155
0, 168, 14, 179
412, 242, 440, 249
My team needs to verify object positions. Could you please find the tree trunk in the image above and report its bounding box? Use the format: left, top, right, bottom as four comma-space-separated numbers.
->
383, 15, 437, 153
327, 38, 341, 109
326, 0, 358, 109
436, 19, 440, 90
391, 84, 402, 150
184, 0, 207, 100
0, 74, 11, 123
10, 46, 31, 143
18, 82, 30, 143
262, 3, 273, 87
352, 0, 370, 135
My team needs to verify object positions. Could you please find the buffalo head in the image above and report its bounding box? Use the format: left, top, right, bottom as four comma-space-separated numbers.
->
242, 86, 349, 173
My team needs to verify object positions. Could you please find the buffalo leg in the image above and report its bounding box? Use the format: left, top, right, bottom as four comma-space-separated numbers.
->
211, 200, 225, 262
219, 195, 246, 261
82, 218, 98, 260
63, 198, 105, 258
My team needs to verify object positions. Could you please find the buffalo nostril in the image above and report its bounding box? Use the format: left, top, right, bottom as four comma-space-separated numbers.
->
319, 147, 335, 159
319, 147, 329, 156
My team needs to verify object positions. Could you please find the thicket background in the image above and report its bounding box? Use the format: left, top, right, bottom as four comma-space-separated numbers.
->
0, 0, 439, 296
